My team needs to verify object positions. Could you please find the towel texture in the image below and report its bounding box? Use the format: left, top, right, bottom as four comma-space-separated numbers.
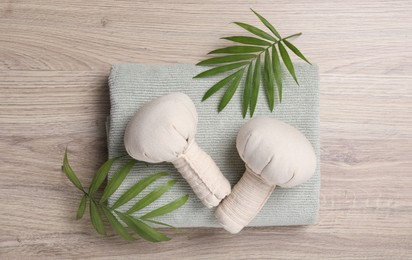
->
107, 63, 320, 228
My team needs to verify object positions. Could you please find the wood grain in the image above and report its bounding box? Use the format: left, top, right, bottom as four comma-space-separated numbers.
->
1, 0, 411, 259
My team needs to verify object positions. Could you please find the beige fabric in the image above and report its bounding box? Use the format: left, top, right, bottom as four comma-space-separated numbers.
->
124, 93, 231, 208
215, 117, 317, 233
215, 167, 274, 234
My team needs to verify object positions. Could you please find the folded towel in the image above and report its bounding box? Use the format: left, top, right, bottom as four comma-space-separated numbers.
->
107, 63, 320, 228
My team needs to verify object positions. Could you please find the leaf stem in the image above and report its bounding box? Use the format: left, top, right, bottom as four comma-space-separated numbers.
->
282, 32, 302, 41
249, 32, 303, 61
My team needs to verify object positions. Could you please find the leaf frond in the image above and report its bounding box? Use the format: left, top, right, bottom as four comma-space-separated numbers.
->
272, 47, 283, 103
263, 49, 275, 111
62, 147, 84, 191
196, 54, 255, 66
100, 160, 137, 203
242, 63, 254, 118
193, 62, 249, 78
251, 9, 282, 39
76, 194, 87, 220
65, 150, 188, 242
127, 180, 176, 214
278, 42, 299, 85
208, 46, 265, 54
141, 195, 189, 220
116, 211, 170, 242
283, 39, 311, 64
90, 200, 106, 235
102, 207, 135, 241
221, 36, 272, 46
234, 22, 277, 42
250, 55, 261, 117
144, 219, 177, 229
218, 68, 245, 112
193, 10, 311, 115
202, 71, 240, 102
89, 156, 120, 197
112, 172, 168, 210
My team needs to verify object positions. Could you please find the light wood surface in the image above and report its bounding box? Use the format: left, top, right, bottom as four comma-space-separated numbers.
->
1, 0, 411, 259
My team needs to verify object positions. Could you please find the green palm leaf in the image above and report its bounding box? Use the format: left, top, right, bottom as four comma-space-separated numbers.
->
100, 160, 137, 203
251, 9, 282, 39
242, 63, 254, 118
76, 194, 87, 220
218, 69, 244, 112
272, 47, 283, 103
112, 172, 168, 210
127, 180, 176, 214
62, 147, 84, 191
63, 150, 188, 242
283, 39, 311, 64
193, 62, 249, 78
208, 46, 264, 54
89, 156, 120, 197
194, 9, 311, 116
90, 200, 106, 235
141, 195, 189, 220
116, 211, 170, 242
278, 42, 299, 85
102, 207, 135, 241
250, 55, 261, 117
234, 22, 277, 42
196, 54, 255, 66
263, 49, 275, 111
221, 36, 271, 46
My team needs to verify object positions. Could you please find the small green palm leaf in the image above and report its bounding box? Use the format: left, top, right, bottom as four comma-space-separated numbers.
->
116, 211, 170, 242
283, 39, 311, 64
193, 9, 312, 116
278, 42, 299, 85
272, 47, 283, 103
62, 147, 84, 191
218, 69, 244, 112
89, 156, 120, 197
100, 160, 137, 203
208, 46, 265, 54
242, 63, 254, 118
141, 195, 189, 220
90, 200, 106, 235
250, 55, 261, 117
76, 194, 87, 220
63, 150, 188, 242
196, 54, 255, 66
251, 9, 282, 39
102, 207, 135, 241
202, 71, 240, 102
193, 62, 249, 78
127, 180, 176, 214
221, 36, 272, 46
234, 22, 277, 42
112, 172, 168, 210
263, 49, 275, 111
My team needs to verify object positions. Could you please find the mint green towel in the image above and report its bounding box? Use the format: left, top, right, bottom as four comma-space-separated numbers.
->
107, 64, 320, 228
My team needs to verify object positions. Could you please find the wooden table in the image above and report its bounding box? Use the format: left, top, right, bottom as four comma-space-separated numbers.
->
1, 1, 411, 259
